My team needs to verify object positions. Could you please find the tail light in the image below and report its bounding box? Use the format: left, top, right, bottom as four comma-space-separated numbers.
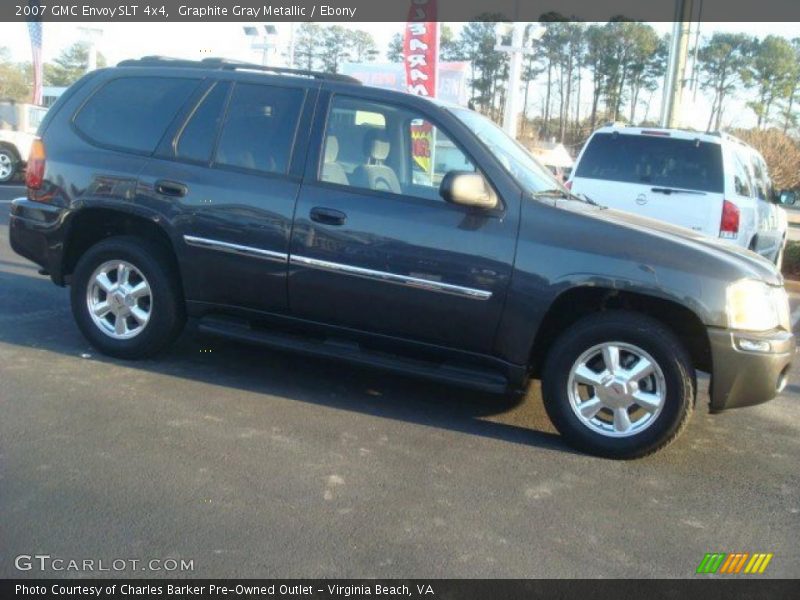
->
720, 200, 740, 239
565, 180, 573, 191
26, 139, 46, 190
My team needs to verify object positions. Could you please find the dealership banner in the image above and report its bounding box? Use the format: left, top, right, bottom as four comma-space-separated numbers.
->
403, 2, 437, 99
403, 0, 437, 175
2, 0, 799, 21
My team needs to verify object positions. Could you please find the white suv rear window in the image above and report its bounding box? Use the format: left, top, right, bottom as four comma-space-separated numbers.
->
576, 132, 724, 193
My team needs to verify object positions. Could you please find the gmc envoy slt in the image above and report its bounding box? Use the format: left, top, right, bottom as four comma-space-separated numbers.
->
9, 57, 795, 458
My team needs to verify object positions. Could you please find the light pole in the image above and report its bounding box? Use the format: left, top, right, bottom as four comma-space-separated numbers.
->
243, 25, 278, 66
77, 26, 103, 73
496, 22, 545, 138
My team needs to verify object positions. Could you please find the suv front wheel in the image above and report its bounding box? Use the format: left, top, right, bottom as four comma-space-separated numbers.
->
70, 236, 185, 359
542, 311, 694, 459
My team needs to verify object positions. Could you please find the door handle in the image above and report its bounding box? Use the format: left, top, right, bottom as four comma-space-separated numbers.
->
310, 207, 346, 226
155, 180, 188, 198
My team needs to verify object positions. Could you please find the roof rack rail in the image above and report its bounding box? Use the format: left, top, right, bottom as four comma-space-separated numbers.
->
116, 56, 362, 84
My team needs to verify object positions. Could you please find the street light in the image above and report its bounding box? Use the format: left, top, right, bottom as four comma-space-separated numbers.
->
77, 26, 103, 73
242, 25, 279, 66
495, 22, 545, 138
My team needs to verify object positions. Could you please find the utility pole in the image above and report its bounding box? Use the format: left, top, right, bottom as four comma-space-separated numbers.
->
287, 22, 295, 68
660, 0, 694, 128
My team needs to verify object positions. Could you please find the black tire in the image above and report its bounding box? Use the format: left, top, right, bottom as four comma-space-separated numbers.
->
541, 311, 694, 459
70, 236, 185, 359
0, 146, 18, 184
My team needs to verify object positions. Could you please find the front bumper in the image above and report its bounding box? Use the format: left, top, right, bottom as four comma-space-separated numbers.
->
708, 327, 795, 412
8, 197, 68, 285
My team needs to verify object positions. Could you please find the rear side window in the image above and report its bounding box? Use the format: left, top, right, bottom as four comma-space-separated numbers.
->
732, 152, 753, 198
175, 82, 230, 163
214, 83, 304, 176
576, 133, 724, 193
74, 76, 199, 154
749, 154, 769, 200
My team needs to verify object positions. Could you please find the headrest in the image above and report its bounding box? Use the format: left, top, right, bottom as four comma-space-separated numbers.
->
324, 136, 339, 163
364, 129, 390, 161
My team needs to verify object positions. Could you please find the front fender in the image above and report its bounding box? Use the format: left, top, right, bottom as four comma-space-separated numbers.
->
492, 199, 730, 365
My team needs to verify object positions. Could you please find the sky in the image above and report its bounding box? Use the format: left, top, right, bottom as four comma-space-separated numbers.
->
1, 21, 799, 132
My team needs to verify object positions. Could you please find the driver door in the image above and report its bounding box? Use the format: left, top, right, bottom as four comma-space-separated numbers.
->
287, 93, 518, 354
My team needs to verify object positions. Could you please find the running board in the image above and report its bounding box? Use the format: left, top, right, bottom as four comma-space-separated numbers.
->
196, 316, 509, 394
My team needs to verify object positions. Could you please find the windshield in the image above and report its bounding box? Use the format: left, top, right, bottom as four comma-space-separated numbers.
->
448, 107, 563, 194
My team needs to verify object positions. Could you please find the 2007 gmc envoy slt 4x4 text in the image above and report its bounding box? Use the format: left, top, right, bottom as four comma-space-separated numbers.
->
9, 57, 795, 458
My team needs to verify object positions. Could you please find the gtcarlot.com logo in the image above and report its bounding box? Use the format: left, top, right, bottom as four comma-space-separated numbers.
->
696, 552, 773, 574
14, 554, 194, 572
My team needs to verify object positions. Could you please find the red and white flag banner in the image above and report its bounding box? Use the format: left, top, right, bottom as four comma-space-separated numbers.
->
403, 1, 438, 174
403, 0, 438, 98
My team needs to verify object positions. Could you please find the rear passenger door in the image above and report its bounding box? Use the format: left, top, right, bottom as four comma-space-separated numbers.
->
137, 77, 317, 315
288, 93, 518, 354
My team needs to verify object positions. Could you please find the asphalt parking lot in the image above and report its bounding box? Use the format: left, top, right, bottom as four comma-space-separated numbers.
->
1, 182, 799, 579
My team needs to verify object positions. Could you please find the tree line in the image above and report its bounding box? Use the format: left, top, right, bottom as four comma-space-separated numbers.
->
3, 22, 800, 147
396, 19, 800, 149
0, 41, 107, 99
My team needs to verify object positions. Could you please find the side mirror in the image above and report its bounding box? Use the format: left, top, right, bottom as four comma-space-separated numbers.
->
779, 190, 796, 206
440, 171, 498, 209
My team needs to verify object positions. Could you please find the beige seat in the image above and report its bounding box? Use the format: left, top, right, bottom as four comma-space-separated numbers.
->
354, 130, 401, 193
321, 136, 349, 185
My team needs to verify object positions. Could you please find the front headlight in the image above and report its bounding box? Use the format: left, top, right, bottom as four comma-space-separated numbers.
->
726, 279, 790, 332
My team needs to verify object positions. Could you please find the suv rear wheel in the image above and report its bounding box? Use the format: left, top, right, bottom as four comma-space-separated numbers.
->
542, 311, 694, 459
0, 146, 18, 183
70, 236, 185, 359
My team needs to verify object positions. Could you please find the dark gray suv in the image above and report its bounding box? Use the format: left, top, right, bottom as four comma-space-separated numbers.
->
8, 57, 795, 458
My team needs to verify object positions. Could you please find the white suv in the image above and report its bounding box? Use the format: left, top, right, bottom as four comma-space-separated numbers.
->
568, 126, 789, 265
0, 102, 47, 183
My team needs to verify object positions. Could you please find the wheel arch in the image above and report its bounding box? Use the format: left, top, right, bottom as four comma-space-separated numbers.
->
61, 207, 181, 291
528, 286, 711, 378
0, 141, 21, 160
0, 142, 21, 181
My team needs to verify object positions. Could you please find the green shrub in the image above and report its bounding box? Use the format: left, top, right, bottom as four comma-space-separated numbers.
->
782, 241, 800, 279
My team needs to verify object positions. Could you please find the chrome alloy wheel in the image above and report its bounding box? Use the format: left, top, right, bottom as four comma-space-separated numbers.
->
567, 342, 666, 438
86, 260, 152, 340
0, 151, 14, 180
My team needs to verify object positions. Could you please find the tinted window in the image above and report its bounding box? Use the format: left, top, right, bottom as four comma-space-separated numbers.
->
450, 107, 558, 193
320, 96, 482, 202
215, 83, 304, 175
75, 76, 199, 153
175, 82, 229, 163
732, 153, 753, 198
749, 154, 769, 200
576, 133, 724, 193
